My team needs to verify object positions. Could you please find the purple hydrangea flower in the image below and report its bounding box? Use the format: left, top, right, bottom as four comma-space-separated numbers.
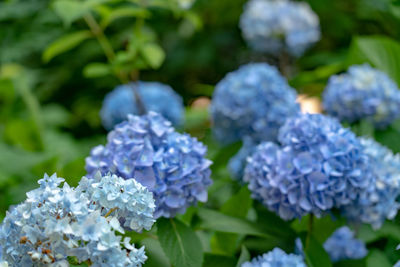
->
0, 173, 155, 267
242, 247, 306, 267
86, 112, 212, 218
101, 81, 184, 130
342, 138, 400, 229
240, 0, 320, 57
323, 64, 400, 129
323, 226, 368, 262
210, 63, 299, 145
244, 113, 374, 220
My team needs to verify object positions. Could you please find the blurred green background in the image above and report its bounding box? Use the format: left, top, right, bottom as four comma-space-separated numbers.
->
2, 0, 400, 265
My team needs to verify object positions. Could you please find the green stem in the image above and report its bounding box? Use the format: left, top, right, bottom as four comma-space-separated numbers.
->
278, 50, 290, 78
15, 78, 45, 150
306, 214, 314, 249
104, 207, 118, 218
83, 13, 128, 83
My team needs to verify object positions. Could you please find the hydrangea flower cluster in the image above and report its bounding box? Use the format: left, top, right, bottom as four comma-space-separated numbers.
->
342, 138, 400, 229
0, 173, 155, 267
86, 112, 212, 218
210, 63, 299, 145
242, 247, 306, 267
244, 113, 373, 220
323, 226, 368, 262
101, 81, 184, 130
240, 0, 320, 57
323, 64, 400, 129
78, 172, 156, 232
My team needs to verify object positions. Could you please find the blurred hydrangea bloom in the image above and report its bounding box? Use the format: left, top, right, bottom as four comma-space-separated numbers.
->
342, 138, 400, 229
86, 112, 212, 218
210, 63, 299, 145
101, 81, 184, 130
242, 247, 306, 267
240, 0, 320, 57
323, 226, 368, 262
177, 0, 195, 9
0, 173, 155, 266
244, 113, 373, 220
323, 64, 400, 129
228, 137, 257, 181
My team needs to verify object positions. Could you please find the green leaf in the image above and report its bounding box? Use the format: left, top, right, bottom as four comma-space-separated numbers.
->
221, 187, 252, 218
100, 7, 151, 28
359, 221, 400, 243
236, 246, 250, 267
210, 188, 253, 254
43, 31, 92, 63
157, 218, 203, 267
375, 126, 400, 153
53, 0, 89, 26
334, 259, 366, 267
83, 62, 111, 78
140, 43, 166, 69
348, 36, 400, 85
53, 0, 112, 25
366, 250, 391, 267
301, 235, 332, 267
141, 238, 170, 267
203, 253, 236, 267
198, 208, 282, 238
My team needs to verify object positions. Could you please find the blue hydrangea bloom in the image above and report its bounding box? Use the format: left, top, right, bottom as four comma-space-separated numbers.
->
86, 112, 213, 218
342, 138, 400, 229
228, 137, 257, 181
323, 64, 400, 129
210, 63, 300, 145
0, 173, 155, 267
240, 0, 320, 57
242, 247, 306, 267
101, 81, 184, 130
244, 113, 374, 220
323, 226, 368, 262
78, 173, 156, 233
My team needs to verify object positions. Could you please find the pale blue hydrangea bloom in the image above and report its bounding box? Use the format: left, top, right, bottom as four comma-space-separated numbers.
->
228, 137, 257, 181
86, 112, 213, 218
100, 81, 184, 130
244, 113, 374, 220
242, 247, 306, 267
78, 173, 156, 232
323, 64, 400, 129
342, 138, 400, 229
323, 226, 368, 262
240, 0, 320, 57
178, 0, 195, 9
210, 63, 299, 145
0, 174, 155, 267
